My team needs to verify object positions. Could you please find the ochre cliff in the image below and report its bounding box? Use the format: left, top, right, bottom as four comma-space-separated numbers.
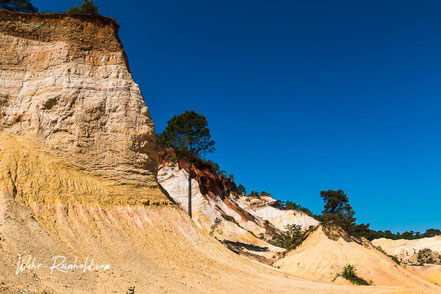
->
0, 11, 157, 185
158, 156, 319, 263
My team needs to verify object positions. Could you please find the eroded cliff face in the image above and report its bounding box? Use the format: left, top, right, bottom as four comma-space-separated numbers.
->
158, 159, 319, 262
0, 11, 157, 185
0, 12, 172, 291
373, 236, 441, 263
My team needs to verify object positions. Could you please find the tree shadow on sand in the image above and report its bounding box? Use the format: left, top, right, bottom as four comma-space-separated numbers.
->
224, 240, 269, 252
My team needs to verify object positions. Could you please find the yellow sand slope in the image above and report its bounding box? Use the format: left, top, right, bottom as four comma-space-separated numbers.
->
275, 225, 440, 291
0, 135, 432, 293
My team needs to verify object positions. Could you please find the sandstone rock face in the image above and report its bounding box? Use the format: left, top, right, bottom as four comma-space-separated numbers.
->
158, 163, 318, 260
373, 236, 441, 263
234, 194, 319, 231
158, 163, 318, 231
158, 165, 278, 252
0, 11, 157, 185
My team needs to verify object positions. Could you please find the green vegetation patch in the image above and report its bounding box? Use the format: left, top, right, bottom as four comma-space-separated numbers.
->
268, 224, 305, 249
337, 264, 371, 286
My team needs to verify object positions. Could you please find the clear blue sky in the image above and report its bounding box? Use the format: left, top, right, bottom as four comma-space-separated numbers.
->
34, 0, 441, 232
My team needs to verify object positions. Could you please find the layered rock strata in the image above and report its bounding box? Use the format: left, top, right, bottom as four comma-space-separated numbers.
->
0, 11, 157, 185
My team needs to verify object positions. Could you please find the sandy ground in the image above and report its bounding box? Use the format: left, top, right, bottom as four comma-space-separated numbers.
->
411, 265, 441, 286
0, 135, 435, 293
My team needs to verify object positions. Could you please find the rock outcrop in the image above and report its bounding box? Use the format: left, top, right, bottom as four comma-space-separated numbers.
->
373, 236, 441, 263
158, 161, 317, 260
234, 194, 319, 231
158, 164, 282, 259
0, 11, 157, 185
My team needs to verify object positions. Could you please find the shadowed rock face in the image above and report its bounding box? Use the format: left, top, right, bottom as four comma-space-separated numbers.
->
0, 11, 157, 185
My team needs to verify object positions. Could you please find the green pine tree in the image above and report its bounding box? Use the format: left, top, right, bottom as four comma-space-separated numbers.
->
67, 0, 99, 15
157, 111, 215, 218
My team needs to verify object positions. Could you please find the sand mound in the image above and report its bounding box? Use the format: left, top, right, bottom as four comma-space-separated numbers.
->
275, 225, 440, 290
